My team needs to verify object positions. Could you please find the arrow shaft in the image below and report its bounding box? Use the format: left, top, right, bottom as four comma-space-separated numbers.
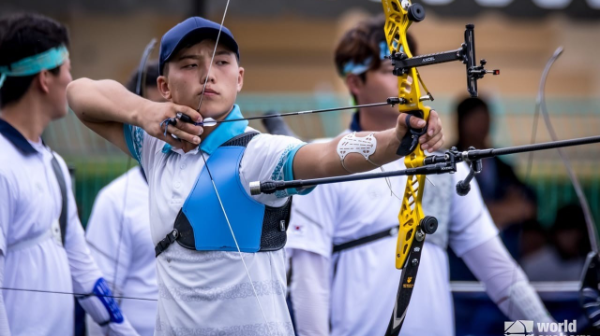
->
196, 101, 393, 126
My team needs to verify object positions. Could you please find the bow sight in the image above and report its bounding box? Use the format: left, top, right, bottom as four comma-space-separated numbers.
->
386, 4, 499, 98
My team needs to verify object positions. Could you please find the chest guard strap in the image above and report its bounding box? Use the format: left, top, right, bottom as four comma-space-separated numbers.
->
155, 132, 292, 257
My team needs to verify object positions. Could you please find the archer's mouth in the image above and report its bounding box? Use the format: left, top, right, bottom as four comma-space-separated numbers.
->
201, 87, 220, 96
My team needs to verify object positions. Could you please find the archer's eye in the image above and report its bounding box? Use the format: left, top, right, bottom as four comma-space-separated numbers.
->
216, 60, 229, 66
182, 63, 198, 69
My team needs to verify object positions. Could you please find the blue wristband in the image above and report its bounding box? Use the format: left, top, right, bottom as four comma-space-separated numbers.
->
91, 278, 124, 324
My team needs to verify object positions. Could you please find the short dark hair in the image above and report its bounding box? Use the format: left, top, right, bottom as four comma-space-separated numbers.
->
0, 13, 69, 108
334, 14, 417, 80
454, 96, 490, 150
124, 60, 160, 96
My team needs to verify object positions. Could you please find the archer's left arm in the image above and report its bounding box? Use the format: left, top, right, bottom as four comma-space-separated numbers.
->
292, 110, 443, 180
54, 156, 140, 336
448, 164, 553, 323
462, 237, 554, 323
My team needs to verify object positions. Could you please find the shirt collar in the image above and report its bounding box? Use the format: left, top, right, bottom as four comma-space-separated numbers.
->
0, 118, 37, 155
161, 104, 249, 155
349, 111, 362, 132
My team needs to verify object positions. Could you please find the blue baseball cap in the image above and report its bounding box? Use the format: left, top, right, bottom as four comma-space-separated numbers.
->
159, 17, 239, 75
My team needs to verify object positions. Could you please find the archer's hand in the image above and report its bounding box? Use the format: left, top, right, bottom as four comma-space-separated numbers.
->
139, 100, 204, 150
395, 109, 444, 152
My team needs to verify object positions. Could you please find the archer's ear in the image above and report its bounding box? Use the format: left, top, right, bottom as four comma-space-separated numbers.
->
157, 75, 172, 100
37, 70, 52, 94
345, 74, 363, 97
237, 66, 244, 93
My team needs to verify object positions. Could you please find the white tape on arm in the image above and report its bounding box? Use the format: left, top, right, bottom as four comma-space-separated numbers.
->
336, 132, 379, 172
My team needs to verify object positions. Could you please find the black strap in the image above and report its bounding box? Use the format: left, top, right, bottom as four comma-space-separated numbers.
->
50, 153, 68, 246
155, 229, 180, 257
332, 226, 398, 253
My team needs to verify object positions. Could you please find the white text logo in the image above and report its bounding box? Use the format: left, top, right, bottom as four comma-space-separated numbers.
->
504, 319, 588, 336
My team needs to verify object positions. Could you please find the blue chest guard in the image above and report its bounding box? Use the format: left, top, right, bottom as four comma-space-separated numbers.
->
155, 132, 292, 256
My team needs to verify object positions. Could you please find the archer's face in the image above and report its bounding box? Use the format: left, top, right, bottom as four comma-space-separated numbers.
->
159, 39, 244, 120
352, 60, 402, 126
47, 58, 72, 120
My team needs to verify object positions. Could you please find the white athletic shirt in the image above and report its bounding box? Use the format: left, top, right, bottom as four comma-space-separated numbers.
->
0, 121, 102, 335
124, 105, 308, 335
85, 167, 157, 336
286, 152, 498, 336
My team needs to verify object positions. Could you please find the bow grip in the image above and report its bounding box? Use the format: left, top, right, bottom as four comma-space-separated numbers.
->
396, 110, 427, 156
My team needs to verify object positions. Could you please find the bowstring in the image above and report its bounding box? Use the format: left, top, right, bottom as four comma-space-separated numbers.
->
511, 46, 596, 321
507, 47, 562, 323
534, 48, 598, 254
524, 48, 599, 326
100, 38, 156, 336
196, 2, 274, 335
110, 37, 156, 304
0, 287, 156, 302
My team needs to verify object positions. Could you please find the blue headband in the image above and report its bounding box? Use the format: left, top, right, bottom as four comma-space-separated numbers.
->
341, 41, 401, 76
0, 45, 69, 88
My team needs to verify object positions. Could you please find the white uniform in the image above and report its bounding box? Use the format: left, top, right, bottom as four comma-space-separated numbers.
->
124, 105, 308, 335
0, 120, 102, 335
85, 167, 157, 336
286, 144, 498, 336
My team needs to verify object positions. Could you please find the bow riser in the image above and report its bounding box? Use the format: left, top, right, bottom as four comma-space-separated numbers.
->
383, 0, 430, 272
383, 1, 426, 112
383, 1, 445, 335
397, 168, 426, 268
382, 0, 412, 57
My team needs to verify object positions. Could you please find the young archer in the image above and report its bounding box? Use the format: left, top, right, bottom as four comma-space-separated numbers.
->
67, 17, 444, 333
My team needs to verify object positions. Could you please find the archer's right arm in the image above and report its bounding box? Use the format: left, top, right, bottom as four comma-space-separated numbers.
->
66, 78, 203, 155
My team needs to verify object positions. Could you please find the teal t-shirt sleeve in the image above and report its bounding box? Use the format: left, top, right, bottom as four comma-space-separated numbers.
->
272, 143, 316, 198
123, 124, 144, 164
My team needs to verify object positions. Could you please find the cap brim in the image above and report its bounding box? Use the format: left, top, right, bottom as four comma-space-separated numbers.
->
163, 27, 239, 64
